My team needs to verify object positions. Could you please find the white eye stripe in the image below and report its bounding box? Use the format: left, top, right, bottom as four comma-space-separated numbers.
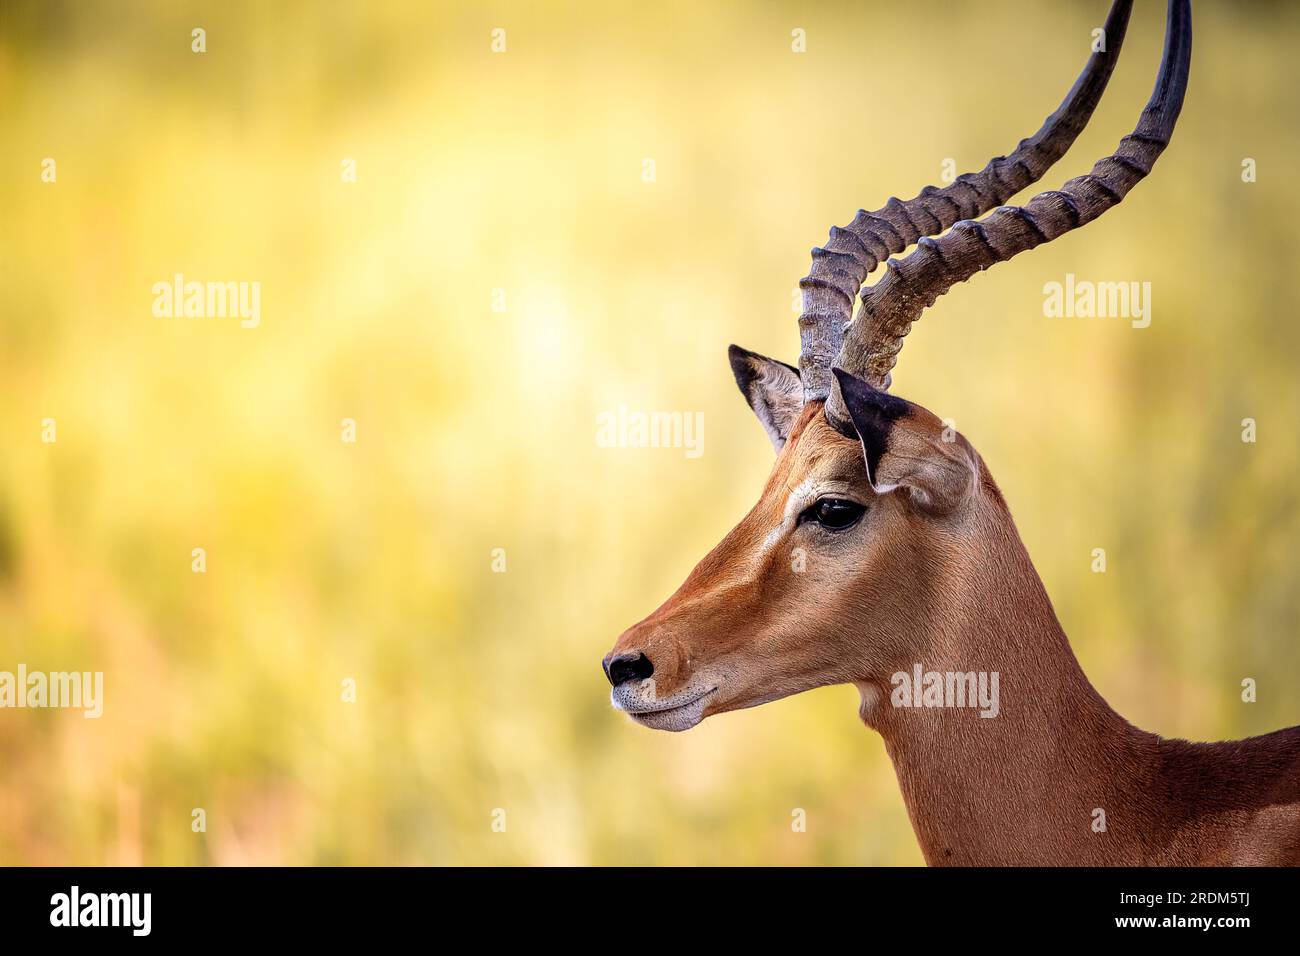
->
759, 480, 854, 552
757, 480, 813, 552
782, 479, 819, 523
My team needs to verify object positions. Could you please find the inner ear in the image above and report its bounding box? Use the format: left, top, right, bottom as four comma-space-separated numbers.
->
833, 368, 977, 512
832, 368, 910, 487
728, 344, 803, 452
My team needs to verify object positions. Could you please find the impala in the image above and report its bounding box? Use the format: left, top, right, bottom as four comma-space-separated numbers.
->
602, 0, 1300, 865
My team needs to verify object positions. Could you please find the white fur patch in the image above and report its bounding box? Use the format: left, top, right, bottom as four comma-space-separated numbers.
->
757, 478, 858, 558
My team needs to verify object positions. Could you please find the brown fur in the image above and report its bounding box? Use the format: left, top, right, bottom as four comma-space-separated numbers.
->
606, 402, 1300, 865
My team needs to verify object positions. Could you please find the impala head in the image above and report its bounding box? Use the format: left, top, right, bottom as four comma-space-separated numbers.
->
603, 0, 1190, 732
603, 370, 987, 731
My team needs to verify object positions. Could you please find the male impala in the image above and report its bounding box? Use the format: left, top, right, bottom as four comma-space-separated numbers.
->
602, 0, 1300, 866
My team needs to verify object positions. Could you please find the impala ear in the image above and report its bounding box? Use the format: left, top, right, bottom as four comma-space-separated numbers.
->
728, 345, 804, 452
833, 369, 979, 514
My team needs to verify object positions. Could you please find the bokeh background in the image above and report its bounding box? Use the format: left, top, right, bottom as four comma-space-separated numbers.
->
1, 0, 1297, 865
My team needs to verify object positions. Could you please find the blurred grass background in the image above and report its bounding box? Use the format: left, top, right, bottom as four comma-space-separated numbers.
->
0, 0, 1297, 865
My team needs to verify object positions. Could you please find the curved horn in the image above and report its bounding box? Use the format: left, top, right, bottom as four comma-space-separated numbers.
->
797, 0, 1135, 402
828, 0, 1192, 423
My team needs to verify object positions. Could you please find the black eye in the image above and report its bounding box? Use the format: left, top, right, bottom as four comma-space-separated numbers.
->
800, 498, 866, 531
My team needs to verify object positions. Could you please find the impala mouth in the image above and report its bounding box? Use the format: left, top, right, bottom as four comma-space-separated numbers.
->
612, 687, 718, 733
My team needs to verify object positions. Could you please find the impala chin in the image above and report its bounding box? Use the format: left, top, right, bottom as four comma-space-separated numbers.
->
610, 683, 719, 733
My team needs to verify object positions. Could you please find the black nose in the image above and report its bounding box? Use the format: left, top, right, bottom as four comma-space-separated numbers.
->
604, 651, 654, 687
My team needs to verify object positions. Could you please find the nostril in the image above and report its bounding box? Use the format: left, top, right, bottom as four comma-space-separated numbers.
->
605, 651, 654, 687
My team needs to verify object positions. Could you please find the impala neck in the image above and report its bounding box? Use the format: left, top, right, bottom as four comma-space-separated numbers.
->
858, 483, 1159, 866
